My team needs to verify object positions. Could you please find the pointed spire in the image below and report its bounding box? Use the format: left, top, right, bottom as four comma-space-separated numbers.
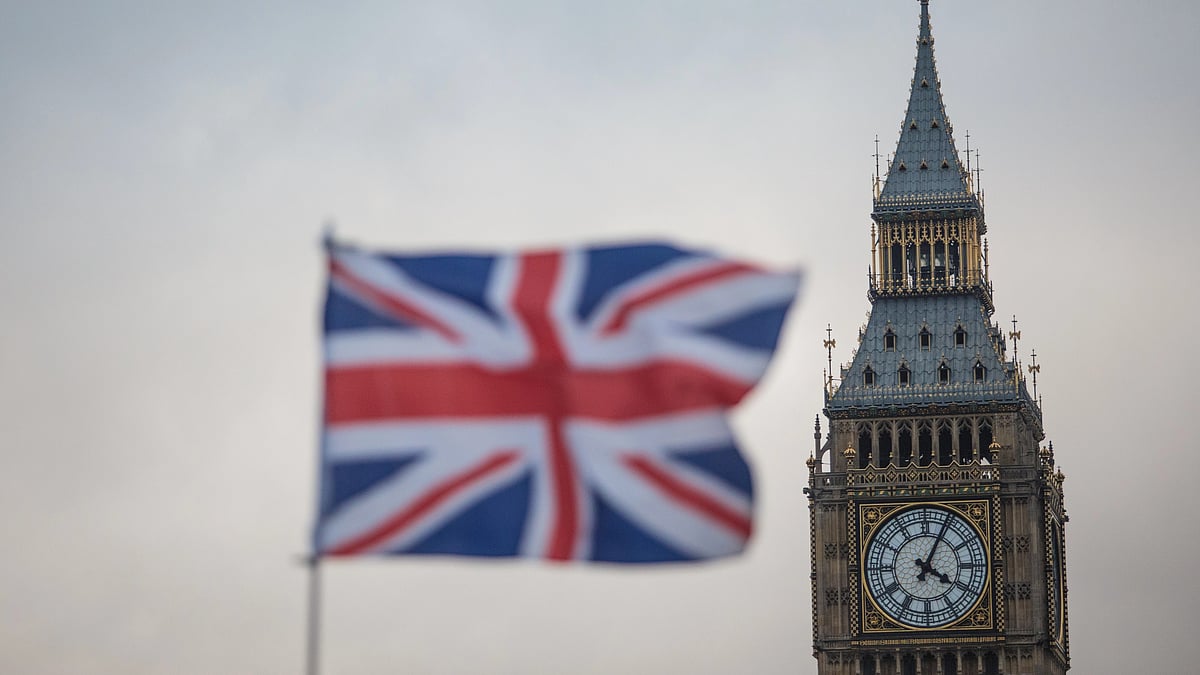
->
875, 0, 978, 215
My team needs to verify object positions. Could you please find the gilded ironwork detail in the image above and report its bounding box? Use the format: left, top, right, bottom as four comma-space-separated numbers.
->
847, 457, 1000, 500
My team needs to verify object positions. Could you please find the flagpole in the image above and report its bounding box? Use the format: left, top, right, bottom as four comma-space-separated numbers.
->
307, 223, 336, 675
305, 555, 322, 675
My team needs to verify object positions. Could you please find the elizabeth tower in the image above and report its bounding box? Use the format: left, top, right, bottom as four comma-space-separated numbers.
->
807, 2, 1069, 674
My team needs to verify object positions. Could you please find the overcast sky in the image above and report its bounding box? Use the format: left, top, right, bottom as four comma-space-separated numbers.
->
2, 1, 1198, 673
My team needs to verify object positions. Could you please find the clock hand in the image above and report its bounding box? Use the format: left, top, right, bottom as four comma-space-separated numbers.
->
912, 557, 949, 584
923, 514, 953, 579
914, 556, 929, 581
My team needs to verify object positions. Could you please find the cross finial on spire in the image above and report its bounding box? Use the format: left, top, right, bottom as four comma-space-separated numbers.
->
873, 135, 882, 196
1009, 315, 1022, 366
1028, 349, 1041, 403
823, 324, 837, 393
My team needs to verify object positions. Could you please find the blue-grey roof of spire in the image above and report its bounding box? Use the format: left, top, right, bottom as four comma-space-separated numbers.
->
826, 295, 1038, 418
875, 1, 977, 214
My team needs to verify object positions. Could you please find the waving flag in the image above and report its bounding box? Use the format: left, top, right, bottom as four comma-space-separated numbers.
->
316, 241, 800, 563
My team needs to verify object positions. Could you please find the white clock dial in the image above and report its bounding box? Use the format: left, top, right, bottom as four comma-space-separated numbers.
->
862, 505, 989, 629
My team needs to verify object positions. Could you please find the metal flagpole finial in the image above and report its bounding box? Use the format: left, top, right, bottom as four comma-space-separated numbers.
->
322, 220, 338, 251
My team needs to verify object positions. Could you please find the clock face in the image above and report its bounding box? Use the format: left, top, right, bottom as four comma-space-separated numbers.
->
862, 505, 989, 629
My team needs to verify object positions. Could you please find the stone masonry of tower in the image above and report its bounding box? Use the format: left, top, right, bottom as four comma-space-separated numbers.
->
806, 3, 1069, 674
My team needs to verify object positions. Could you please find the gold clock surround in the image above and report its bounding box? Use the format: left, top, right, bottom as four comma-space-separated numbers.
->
854, 499, 999, 636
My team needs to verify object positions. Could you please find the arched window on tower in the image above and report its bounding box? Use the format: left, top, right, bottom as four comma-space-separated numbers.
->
955, 325, 967, 347
863, 366, 876, 387
878, 425, 893, 467
979, 419, 994, 463
906, 244, 917, 288
959, 419, 975, 463
890, 243, 903, 288
918, 421, 933, 466
857, 424, 874, 469
948, 240, 960, 285
884, 328, 897, 351
898, 363, 911, 386
938, 419, 954, 465
934, 241, 946, 286
919, 327, 932, 350
938, 362, 951, 384
898, 425, 913, 466
974, 361, 987, 382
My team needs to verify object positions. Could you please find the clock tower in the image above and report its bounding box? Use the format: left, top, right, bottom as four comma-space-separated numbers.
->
807, 2, 1069, 674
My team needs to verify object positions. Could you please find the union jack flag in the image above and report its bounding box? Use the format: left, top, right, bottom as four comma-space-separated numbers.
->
316, 241, 800, 563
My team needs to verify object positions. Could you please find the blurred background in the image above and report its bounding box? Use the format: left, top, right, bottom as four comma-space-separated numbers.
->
1, 1, 1197, 673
